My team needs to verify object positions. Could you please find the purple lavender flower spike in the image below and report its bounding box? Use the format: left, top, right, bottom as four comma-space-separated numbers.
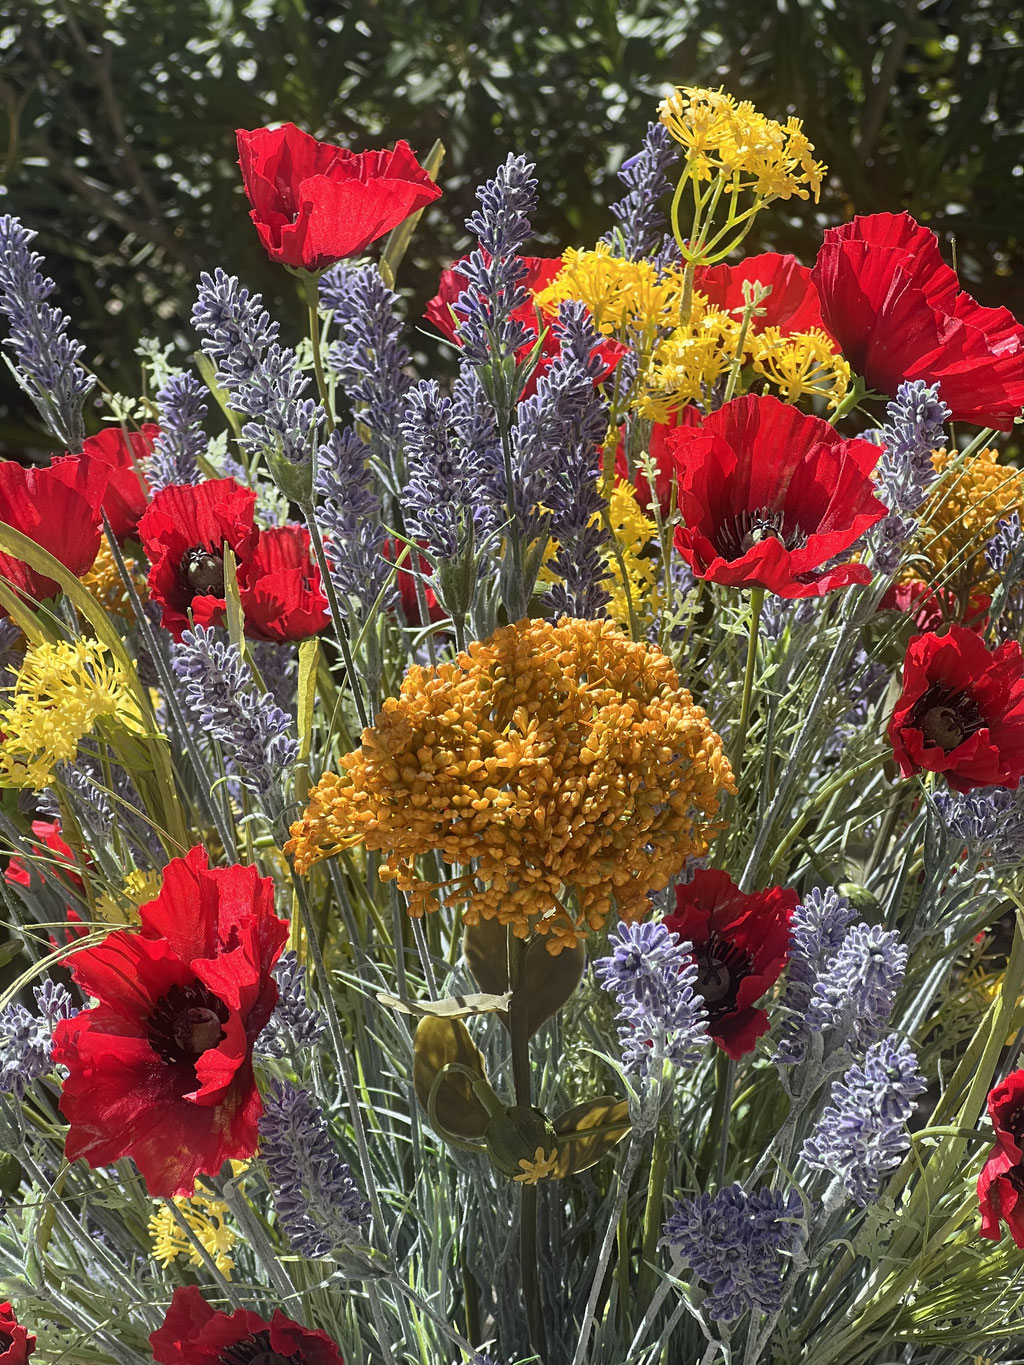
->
256, 952, 325, 1059
663, 1184, 804, 1323
192, 268, 321, 465
0, 214, 93, 450
314, 425, 395, 616
800, 1035, 926, 1206
147, 372, 207, 493
934, 786, 1024, 867
596, 920, 708, 1079
457, 154, 538, 365
773, 888, 856, 1066
603, 122, 679, 260
0, 982, 78, 1098
259, 1079, 370, 1257
321, 263, 411, 468
172, 625, 297, 801
805, 923, 908, 1049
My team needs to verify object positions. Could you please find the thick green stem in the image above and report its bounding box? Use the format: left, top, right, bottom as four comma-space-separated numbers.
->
508, 931, 547, 1360
637, 1100, 671, 1306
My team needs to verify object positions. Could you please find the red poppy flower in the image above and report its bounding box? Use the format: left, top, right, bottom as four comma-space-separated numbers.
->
695, 252, 831, 337
669, 393, 887, 598
888, 627, 1024, 793
662, 868, 797, 1059
239, 524, 329, 642
424, 255, 626, 399
0, 457, 109, 616
59, 424, 158, 541
986, 1068, 1024, 1163
880, 580, 990, 635
383, 537, 444, 626
0, 1302, 34, 1364
51, 846, 287, 1198
979, 1145, 1024, 1247
236, 123, 441, 273
811, 212, 1024, 430
5, 820, 83, 895
150, 1287, 345, 1365
138, 478, 258, 640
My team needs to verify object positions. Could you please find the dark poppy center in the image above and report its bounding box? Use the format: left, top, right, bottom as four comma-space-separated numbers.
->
220, 1331, 292, 1365
716, 506, 807, 561
0, 1331, 11, 1351
180, 546, 226, 599
692, 931, 752, 1023
909, 683, 983, 752
147, 981, 228, 1065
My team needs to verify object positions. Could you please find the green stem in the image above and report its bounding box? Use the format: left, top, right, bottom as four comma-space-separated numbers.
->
638, 1098, 671, 1306
507, 931, 546, 1359
767, 752, 887, 875
303, 272, 335, 434
732, 586, 764, 780
300, 501, 370, 731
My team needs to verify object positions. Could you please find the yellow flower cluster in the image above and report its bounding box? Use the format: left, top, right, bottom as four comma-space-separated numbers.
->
603, 481, 662, 631
636, 293, 744, 422
94, 868, 162, 925
287, 618, 735, 954
81, 539, 147, 619
909, 448, 1024, 599
0, 638, 145, 790
533, 242, 688, 337
149, 1190, 237, 1276
659, 86, 826, 201
750, 327, 851, 409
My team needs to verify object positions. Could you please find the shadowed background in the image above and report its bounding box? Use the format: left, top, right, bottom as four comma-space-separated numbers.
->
0, 0, 1022, 454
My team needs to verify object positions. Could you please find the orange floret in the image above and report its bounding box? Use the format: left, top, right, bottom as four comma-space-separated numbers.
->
286, 617, 735, 954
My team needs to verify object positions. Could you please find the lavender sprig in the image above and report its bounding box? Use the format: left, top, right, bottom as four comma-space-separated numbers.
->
874, 380, 949, 513
934, 786, 1024, 867
0, 982, 78, 1099
256, 952, 325, 1059
663, 1184, 804, 1323
259, 1079, 370, 1258
595, 920, 707, 1081
314, 426, 394, 615
321, 264, 411, 469
458, 155, 538, 365
603, 122, 679, 260
192, 268, 321, 465
800, 1035, 926, 1206
172, 625, 297, 802
0, 214, 93, 449
147, 372, 207, 493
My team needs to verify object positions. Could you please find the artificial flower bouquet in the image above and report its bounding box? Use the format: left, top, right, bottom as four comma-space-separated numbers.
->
0, 86, 1023, 1365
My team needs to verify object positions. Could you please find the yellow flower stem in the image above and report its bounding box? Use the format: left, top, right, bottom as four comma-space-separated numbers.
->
731, 586, 765, 781
828, 385, 864, 426
303, 271, 335, 436
721, 292, 760, 405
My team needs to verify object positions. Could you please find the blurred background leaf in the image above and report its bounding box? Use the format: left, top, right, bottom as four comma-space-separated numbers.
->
1, 0, 1022, 453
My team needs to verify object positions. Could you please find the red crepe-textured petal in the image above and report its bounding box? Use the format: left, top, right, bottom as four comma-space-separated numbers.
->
236, 125, 440, 271
695, 252, 831, 337
0, 457, 108, 612
669, 394, 886, 598
4, 820, 83, 892
663, 868, 797, 1060
151, 1288, 346, 1365
138, 477, 258, 640
987, 1068, 1024, 1164
812, 212, 1024, 429
0, 1302, 35, 1364
62, 423, 157, 540
888, 628, 1024, 792
239, 524, 329, 642
978, 1145, 1024, 1246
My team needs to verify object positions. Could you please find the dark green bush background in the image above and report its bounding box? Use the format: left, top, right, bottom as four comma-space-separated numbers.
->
1, 0, 1022, 453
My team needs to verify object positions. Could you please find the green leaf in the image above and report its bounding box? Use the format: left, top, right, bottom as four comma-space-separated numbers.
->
552, 1097, 631, 1177
412, 1015, 493, 1141
377, 990, 511, 1019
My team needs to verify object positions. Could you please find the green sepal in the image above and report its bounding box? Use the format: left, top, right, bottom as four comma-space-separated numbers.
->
267, 449, 314, 504
552, 1097, 631, 1177
378, 990, 511, 1019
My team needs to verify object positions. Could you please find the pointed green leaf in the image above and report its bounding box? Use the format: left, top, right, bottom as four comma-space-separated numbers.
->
552, 1097, 631, 1177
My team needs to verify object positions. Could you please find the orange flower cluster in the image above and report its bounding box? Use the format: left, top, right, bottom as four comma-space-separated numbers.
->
909, 447, 1024, 599
287, 618, 735, 954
